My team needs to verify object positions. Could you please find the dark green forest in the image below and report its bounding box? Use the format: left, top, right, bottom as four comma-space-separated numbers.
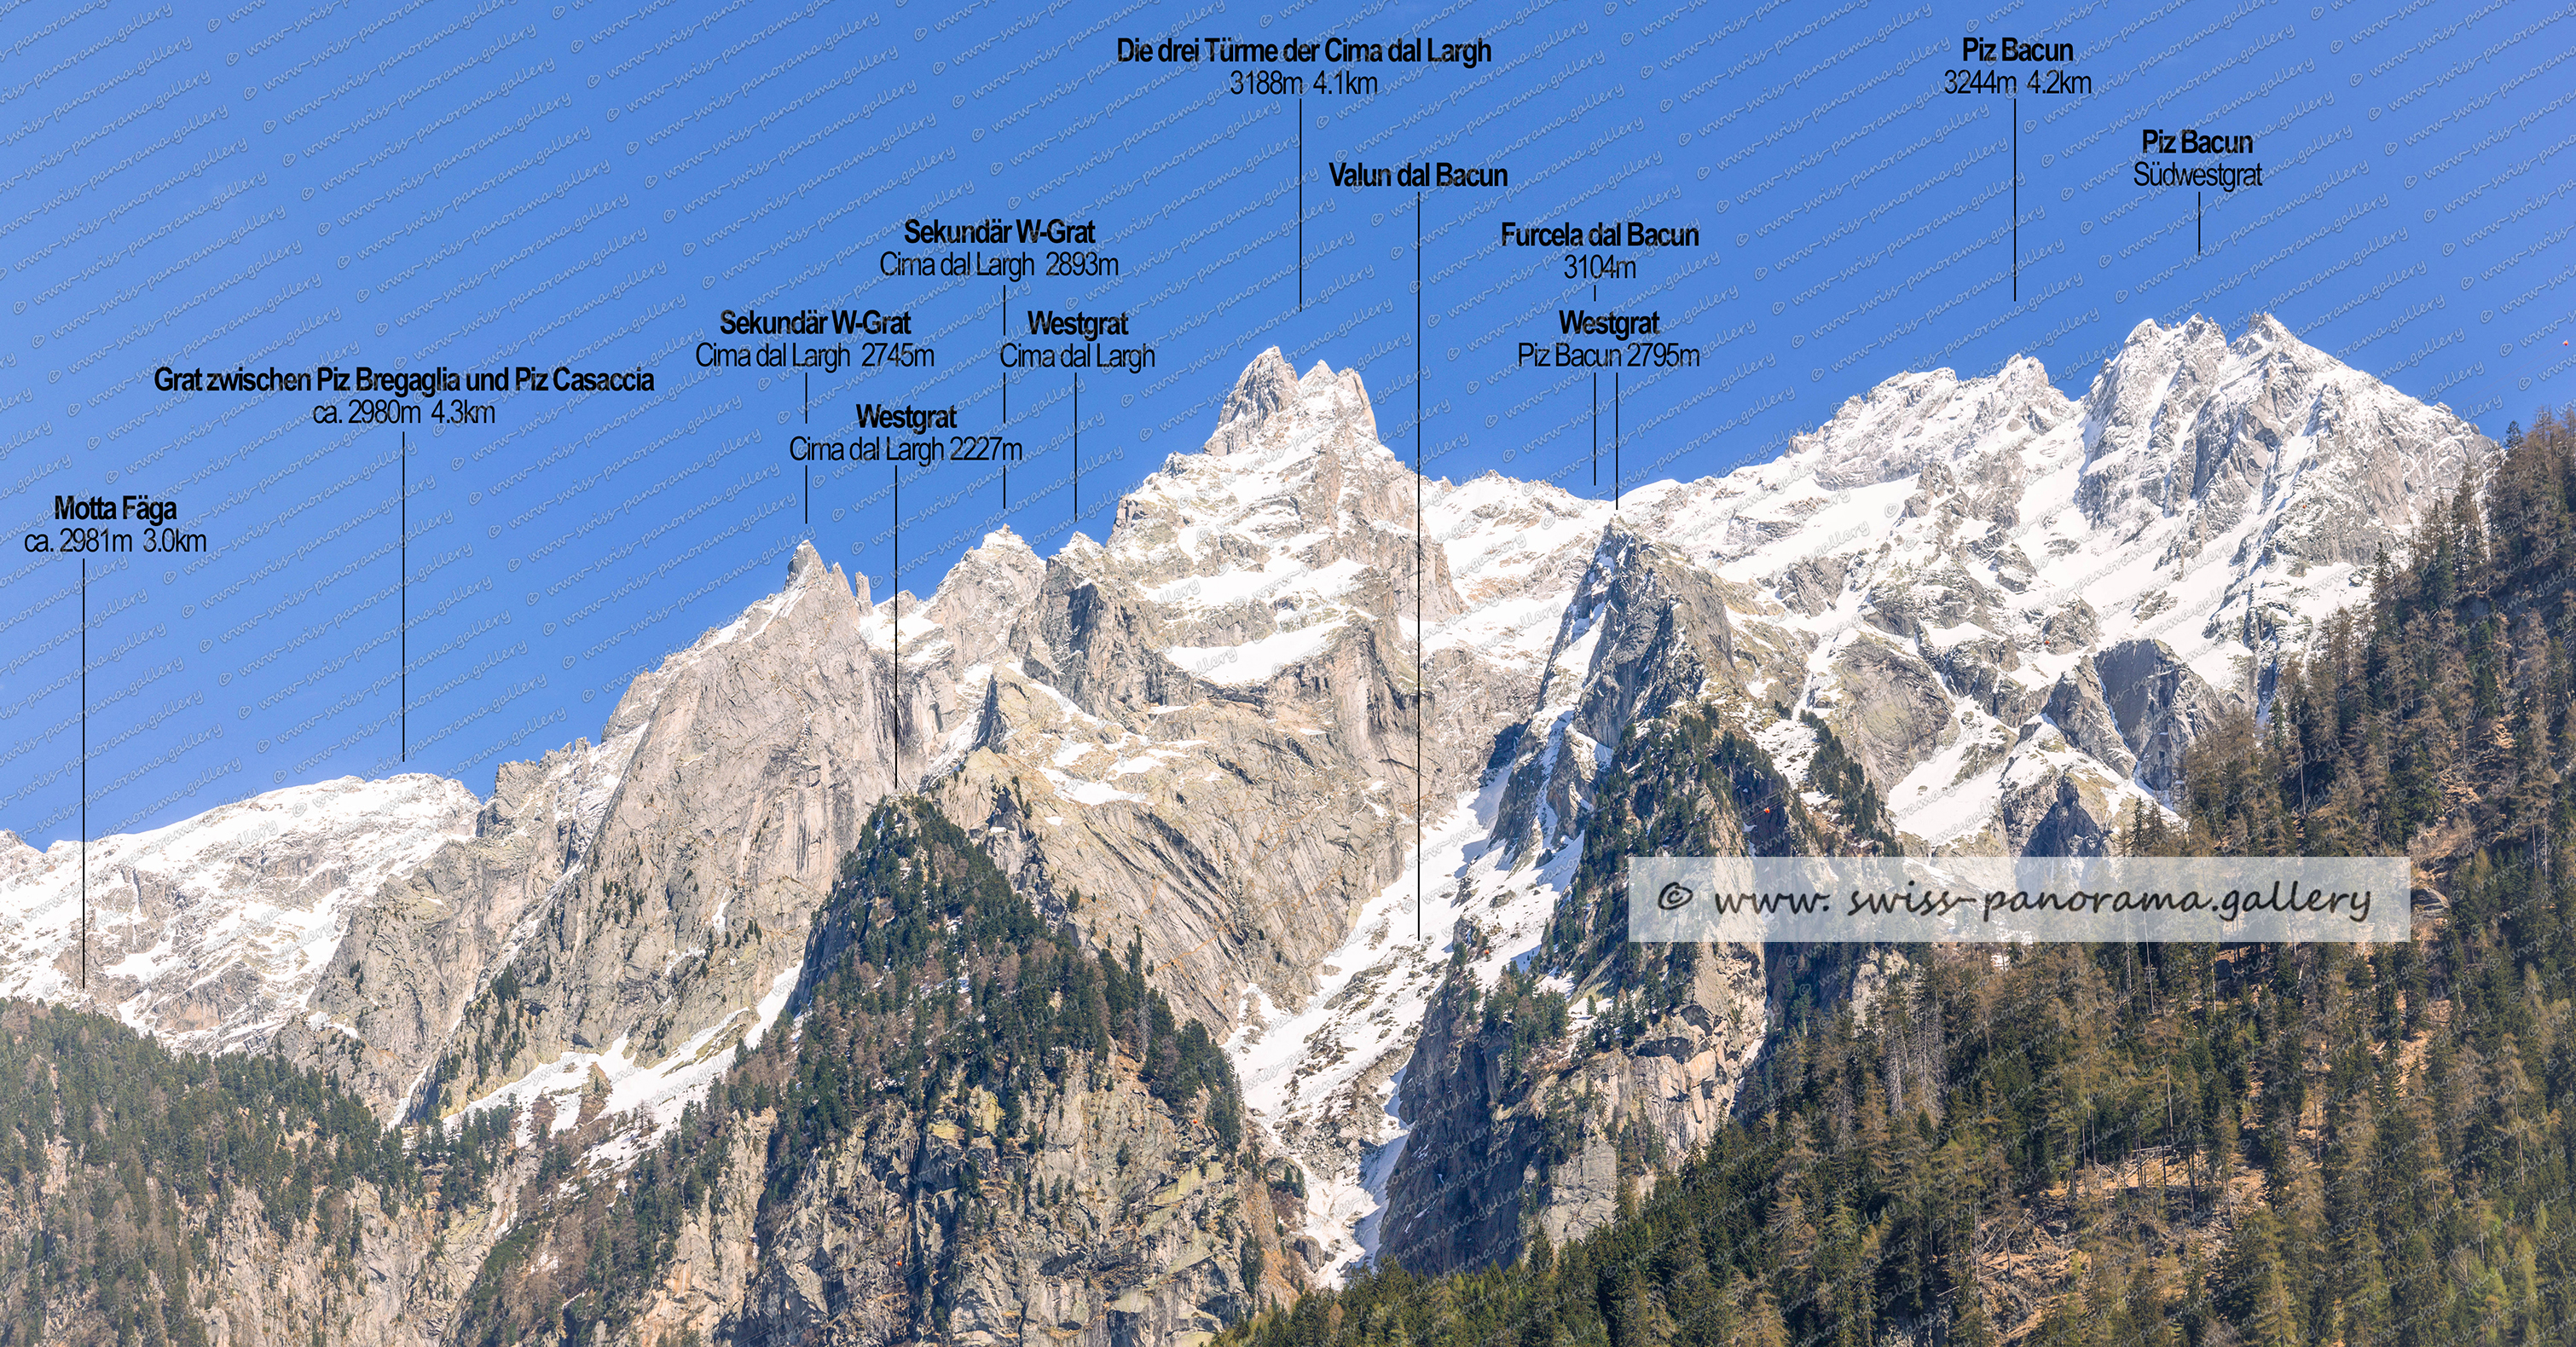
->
1226, 412, 2576, 1347
450, 796, 1249, 1345
0, 999, 513, 1347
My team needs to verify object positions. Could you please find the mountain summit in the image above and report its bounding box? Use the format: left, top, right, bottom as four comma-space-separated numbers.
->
0, 318, 2492, 1300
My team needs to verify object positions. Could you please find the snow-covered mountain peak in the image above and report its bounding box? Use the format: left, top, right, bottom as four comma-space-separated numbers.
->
1785, 352, 2078, 494
1204, 345, 1303, 457
1201, 345, 1381, 460
2073, 311, 2486, 575
969, 523, 1037, 558
1486, 315, 2489, 857
0, 775, 481, 1050
1103, 350, 1454, 663
2230, 309, 2307, 359
2076, 309, 2359, 480
2080, 314, 2232, 464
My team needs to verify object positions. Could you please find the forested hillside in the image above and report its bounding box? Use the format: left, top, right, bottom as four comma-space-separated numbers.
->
3, 797, 1282, 1346
0, 1000, 512, 1346
1228, 410, 2576, 1346
453, 797, 1287, 1345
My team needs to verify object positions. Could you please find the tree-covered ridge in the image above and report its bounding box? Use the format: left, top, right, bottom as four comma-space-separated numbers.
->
1376, 698, 1879, 1275
452, 795, 1251, 1345
779, 795, 1244, 1169
1230, 410, 2576, 1347
0, 999, 508, 1347
1545, 712, 1819, 984
2168, 409, 2576, 861
1547, 706, 1882, 1039
1802, 711, 1901, 857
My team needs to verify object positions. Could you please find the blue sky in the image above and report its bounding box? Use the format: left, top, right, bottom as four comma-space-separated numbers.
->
3, 0, 2569, 845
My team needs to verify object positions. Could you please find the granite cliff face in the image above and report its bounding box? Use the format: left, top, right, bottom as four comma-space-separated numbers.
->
0, 316, 2495, 1320
929, 352, 1472, 1040
593, 988, 1294, 1347
279, 541, 903, 1124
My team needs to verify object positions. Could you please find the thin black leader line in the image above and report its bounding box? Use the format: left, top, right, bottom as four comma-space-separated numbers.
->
892, 453, 901, 786
1003, 290, 1012, 510
79, 557, 87, 990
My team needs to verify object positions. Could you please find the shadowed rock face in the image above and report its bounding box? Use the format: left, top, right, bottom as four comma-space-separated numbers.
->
1491, 521, 1784, 864
2043, 660, 2136, 779
2093, 638, 2232, 795
2005, 749, 2122, 858
1381, 932, 1769, 1276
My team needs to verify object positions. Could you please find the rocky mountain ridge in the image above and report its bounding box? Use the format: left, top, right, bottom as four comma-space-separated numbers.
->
0, 315, 2492, 1298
